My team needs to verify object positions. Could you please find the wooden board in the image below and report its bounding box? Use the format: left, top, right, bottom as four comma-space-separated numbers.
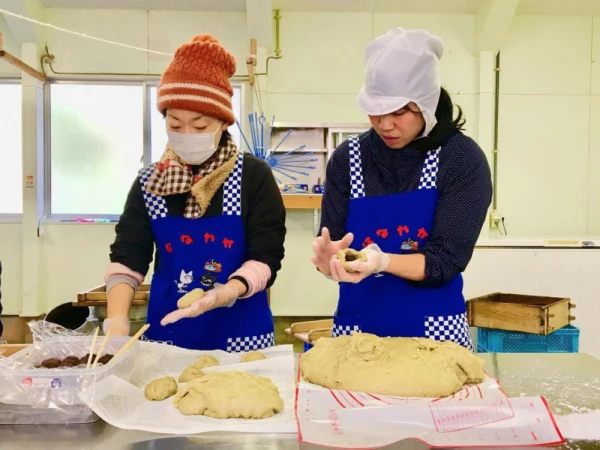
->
0, 344, 29, 357
467, 292, 574, 335
281, 194, 322, 209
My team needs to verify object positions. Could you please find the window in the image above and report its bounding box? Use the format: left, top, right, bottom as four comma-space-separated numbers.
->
149, 85, 243, 162
0, 82, 22, 214
49, 83, 144, 215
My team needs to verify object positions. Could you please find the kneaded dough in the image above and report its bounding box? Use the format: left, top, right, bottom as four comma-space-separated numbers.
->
192, 355, 220, 370
177, 288, 205, 309
144, 376, 178, 401
241, 351, 266, 363
299, 333, 485, 398
173, 371, 284, 419
178, 365, 205, 383
337, 248, 367, 272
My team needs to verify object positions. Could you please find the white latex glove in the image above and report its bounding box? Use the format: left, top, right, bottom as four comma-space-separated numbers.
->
160, 283, 239, 326
310, 227, 354, 277
330, 244, 390, 283
102, 314, 131, 336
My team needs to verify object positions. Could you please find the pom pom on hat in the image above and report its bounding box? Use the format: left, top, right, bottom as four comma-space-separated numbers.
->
157, 34, 237, 125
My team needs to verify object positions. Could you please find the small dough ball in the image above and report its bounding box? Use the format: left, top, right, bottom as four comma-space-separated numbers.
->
337, 248, 367, 272
144, 377, 178, 401
179, 366, 205, 383
241, 351, 266, 363
193, 355, 219, 370
177, 288, 205, 309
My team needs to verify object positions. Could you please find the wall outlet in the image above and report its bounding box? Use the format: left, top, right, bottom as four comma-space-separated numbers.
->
489, 210, 502, 229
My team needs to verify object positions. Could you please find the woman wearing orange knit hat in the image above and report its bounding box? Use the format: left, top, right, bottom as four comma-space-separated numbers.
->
103, 35, 286, 351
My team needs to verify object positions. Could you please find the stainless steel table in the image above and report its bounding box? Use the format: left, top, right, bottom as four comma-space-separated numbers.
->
1, 353, 599, 449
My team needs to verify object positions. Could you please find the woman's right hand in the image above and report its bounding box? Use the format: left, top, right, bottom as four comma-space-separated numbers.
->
310, 227, 354, 276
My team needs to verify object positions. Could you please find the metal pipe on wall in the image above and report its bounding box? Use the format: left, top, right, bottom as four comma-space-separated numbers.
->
492, 51, 500, 211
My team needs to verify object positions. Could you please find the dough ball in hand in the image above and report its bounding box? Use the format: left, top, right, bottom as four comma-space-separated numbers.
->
241, 351, 266, 363
337, 248, 367, 272
179, 366, 205, 383
177, 288, 205, 309
173, 371, 284, 419
192, 355, 220, 370
144, 376, 178, 401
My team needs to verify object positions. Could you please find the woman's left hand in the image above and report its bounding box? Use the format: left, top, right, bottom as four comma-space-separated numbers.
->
160, 283, 239, 326
330, 244, 390, 283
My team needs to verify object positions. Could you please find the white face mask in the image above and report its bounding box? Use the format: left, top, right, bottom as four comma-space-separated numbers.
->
167, 122, 222, 165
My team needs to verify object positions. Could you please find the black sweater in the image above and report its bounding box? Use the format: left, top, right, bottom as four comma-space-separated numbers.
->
110, 154, 286, 287
320, 129, 492, 287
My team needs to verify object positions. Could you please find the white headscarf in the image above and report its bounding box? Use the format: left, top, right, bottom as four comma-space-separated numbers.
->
357, 27, 444, 137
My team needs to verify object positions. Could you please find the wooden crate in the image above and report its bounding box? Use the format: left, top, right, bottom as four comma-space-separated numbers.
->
76, 284, 150, 306
467, 293, 576, 335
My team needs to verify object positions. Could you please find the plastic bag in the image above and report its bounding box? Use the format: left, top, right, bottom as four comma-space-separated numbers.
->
0, 321, 136, 423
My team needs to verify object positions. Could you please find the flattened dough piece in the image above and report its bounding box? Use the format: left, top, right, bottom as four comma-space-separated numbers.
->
299, 333, 485, 398
337, 248, 367, 272
241, 351, 266, 363
193, 355, 219, 370
144, 376, 178, 401
173, 371, 284, 419
177, 288, 205, 309
179, 366, 205, 383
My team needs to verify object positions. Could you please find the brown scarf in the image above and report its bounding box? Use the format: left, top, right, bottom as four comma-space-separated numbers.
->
145, 134, 238, 218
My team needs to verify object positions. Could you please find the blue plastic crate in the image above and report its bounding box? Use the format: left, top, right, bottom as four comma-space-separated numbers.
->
477, 325, 579, 353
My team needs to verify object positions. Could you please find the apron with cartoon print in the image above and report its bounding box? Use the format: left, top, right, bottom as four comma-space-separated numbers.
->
137, 153, 274, 351
332, 135, 473, 351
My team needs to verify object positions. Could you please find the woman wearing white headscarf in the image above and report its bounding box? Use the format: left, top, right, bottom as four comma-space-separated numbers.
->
310, 28, 492, 350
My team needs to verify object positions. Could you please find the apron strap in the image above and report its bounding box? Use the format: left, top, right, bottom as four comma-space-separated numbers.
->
418, 147, 441, 190
222, 152, 244, 216
139, 164, 168, 221
348, 135, 365, 199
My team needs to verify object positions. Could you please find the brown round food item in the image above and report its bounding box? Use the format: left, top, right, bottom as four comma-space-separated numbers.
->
337, 248, 367, 272
40, 358, 61, 369
97, 354, 114, 365
80, 354, 96, 365
60, 356, 81, 367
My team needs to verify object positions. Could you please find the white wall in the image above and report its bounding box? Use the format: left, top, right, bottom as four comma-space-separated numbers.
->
0, 15, 21, 76
0, 7, 597, 363
498, 15, 600, 236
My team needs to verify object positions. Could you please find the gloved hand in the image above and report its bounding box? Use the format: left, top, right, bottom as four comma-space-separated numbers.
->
310, 227, 354, 277
160, 283, 239, 326
102, 314, 131, 336
330, 244, 390, 283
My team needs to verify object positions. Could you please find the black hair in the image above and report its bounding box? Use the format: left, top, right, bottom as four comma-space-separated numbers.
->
410, 87, 466, 152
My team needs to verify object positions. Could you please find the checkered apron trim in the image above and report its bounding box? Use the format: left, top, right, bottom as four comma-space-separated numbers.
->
348, 135, 365, 199
139, 153, 244, 220
424, 313, 474, 352
331, 323, 362, 338
348, 137, 441, 194
418, 147, 441, 190
225, 332, 275, 352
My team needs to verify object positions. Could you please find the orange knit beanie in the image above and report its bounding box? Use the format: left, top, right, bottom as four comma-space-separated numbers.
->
157, 35, 236, 125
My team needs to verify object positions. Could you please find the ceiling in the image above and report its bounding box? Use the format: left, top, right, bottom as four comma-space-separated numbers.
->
36, 0, 600, 15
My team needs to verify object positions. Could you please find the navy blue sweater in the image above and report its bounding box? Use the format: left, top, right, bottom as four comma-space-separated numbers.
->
320, 129, 492, 287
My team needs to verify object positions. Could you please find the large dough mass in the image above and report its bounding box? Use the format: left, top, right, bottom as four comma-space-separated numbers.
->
299, 333, 484, 398
173, 371, 284, 419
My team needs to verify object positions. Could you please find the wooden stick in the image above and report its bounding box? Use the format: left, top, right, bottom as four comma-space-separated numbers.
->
86, 326, 100, 368
112, 324, 150, 361
92, 329, 111, 368
0, 50, 46, 82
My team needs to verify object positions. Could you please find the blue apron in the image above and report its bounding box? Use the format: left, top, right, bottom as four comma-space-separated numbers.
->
137, 153, 274, 351
331, 136, 473, 351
